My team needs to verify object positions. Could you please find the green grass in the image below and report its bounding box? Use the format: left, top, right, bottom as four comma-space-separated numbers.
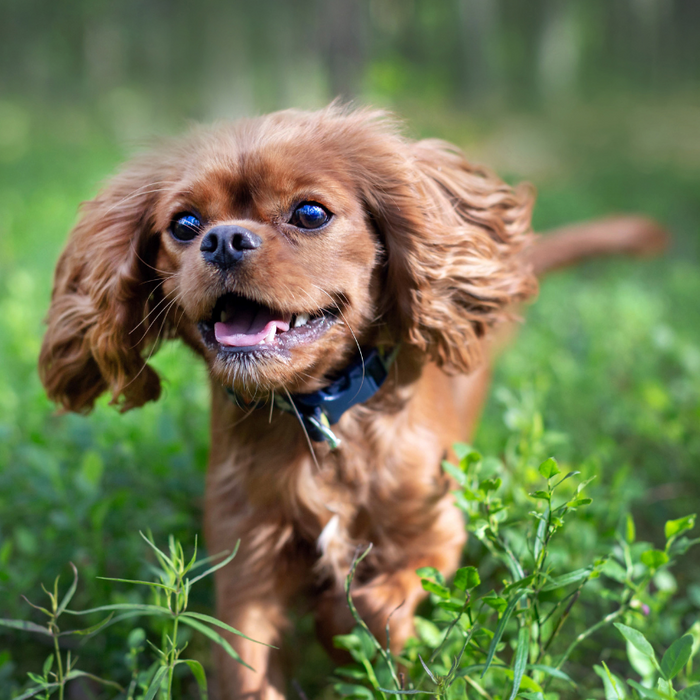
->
0, 101, 699, 697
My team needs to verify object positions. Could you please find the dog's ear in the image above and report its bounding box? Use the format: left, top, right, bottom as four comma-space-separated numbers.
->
39, 157, 170, 412
364, 137, 537, 373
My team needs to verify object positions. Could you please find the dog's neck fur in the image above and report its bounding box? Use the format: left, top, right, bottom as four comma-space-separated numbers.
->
204, 348, 457, 583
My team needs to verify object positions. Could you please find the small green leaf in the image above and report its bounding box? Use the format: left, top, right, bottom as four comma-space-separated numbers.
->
334, 665, 366, 680
533, 508, 548, 563
421, 579, 450, 599
508, 625, 530, 700
188, 541, 240, 586
453, 443, 474, 461
334, 633, 367, 663
678, 685, 700, 700
60, 613, 114, 637
569, 497, 592, 507
641, 549, 669, 569
665, 515, 696, 541
627, 679, 672, 700
95, 576, 175, 592
538, 458, 560, 480
414, 617, 442, 646
660, 634, 694, 681
333, 683, 376, 699
614, 623, 656, 661
479, 477, 502, 493
482, 596, 508, 614
175, 659, 208, 699
594, 662, 626, 700
415, 567, 445, 586
502, 574, 535, 595
626, 514, 636, 544
179, 612, 273, 646
529, 491, 551, 500
56, 563, 79, 617
481, 592, 527, 678
528, 665, 575, 685
143, 666, 169, 700
553, 471, 581, 488
42, 654, 54, 676
453, 566, 480, 591
0, 618, 52, 636
442, 461, 467, 486
419, 655, 437, 684
12, 687, 60, 700
601, 559, 627, 583
128, 627, 146, 649
63, 671, 123, 691
179, 617, 253, 670
139, 531, 176, 574
63, 603, 170, 616
541, 567, 592, 591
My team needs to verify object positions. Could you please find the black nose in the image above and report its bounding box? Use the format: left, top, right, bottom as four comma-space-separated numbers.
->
200, 225, 262, 269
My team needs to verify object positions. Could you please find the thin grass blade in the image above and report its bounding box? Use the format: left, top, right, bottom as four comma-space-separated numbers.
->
64, 669, 124, 690
180, 611, 274, 646
59, 612, 114, 637
96, 576, 176, 592
12, 686, 60, 700
179, 616, 254, 671
188, 540, 241, 586
143, 665, 169, 700
508, 625, 530, 700
139, 531, 176, 573
0, 619, 52, 636
481, 592, 527, 679
56, 562, 79, 616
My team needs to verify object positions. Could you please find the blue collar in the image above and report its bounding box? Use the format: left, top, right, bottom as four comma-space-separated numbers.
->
224, 346, 399, 449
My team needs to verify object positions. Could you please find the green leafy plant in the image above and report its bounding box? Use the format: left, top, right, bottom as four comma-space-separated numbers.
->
330, 443, 699, 700
0, 562, 119, 700
1, 533, 266, 700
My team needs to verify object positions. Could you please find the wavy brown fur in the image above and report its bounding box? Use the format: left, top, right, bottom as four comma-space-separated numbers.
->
38, 104, 664, 699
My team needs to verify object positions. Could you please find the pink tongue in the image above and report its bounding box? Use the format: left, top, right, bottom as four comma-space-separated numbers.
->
214, 305, 291, 347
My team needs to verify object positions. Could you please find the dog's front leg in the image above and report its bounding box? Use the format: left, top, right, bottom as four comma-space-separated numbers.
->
207, 514, 298, 700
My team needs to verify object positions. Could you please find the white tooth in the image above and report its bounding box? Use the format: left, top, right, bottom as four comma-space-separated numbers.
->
220, 310, 229, 323
266, 327, 276, 343
295, 313, 309, 328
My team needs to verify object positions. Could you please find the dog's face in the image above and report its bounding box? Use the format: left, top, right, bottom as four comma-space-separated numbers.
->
39, 106, 537, 412
150, 121, 383, 395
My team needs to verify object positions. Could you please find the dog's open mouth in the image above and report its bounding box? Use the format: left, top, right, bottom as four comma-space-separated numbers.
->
198, 293, 337, 354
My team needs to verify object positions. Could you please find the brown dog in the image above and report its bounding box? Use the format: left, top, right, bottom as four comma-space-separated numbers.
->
38, 105, 665, 699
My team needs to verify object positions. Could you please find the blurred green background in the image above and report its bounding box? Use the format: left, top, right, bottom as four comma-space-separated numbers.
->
0, 0, 699, 695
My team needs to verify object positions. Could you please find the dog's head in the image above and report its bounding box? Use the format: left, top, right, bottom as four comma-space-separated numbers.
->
39, 105, 536, 412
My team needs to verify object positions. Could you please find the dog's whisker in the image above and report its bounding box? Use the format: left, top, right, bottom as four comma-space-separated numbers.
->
311, 284, 365, 390
283, 387, 320, 472
131, 285, 179, 334
103, 184, 172, 217
132, 290, 183, 347
120, 290, 184, 393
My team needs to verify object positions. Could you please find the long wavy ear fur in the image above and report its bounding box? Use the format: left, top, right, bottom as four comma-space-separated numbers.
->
357, 123, 537, 373
39, 159, 169, 412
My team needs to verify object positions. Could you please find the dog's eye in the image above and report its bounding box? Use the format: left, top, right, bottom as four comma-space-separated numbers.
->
290, 202, 331, 230
170, 212, 202, 242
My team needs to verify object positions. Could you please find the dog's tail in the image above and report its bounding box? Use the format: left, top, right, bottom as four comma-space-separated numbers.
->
525, 215, 669, 278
